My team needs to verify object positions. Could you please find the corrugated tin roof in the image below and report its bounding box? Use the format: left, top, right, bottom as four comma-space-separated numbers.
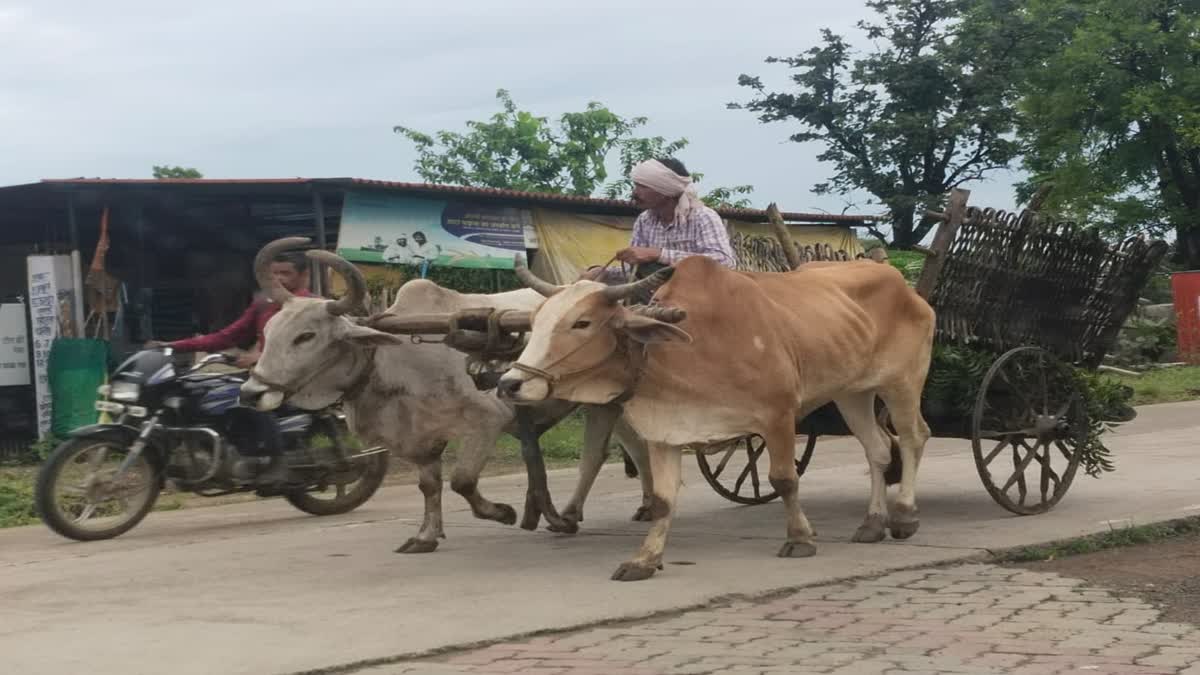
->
41, 178, 313, 185
32, 177, 880, 224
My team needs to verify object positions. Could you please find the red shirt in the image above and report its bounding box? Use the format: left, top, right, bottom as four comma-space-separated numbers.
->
170, 289, 312, 354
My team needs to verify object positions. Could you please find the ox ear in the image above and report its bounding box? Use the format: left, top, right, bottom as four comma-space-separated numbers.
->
340, 322, 406, 346
615, 309, 693, 345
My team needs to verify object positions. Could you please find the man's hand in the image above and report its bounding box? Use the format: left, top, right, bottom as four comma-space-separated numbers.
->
615, 246, 661, 265
577, 267, 605, 281
234, 350, 260, 369
145, 340, 169, 349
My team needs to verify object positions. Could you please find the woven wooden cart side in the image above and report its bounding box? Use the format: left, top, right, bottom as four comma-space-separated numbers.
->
925, 204, 1170, 365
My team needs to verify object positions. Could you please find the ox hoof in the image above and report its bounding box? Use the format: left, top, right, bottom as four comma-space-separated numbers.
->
631, 505, 654, 522
546, 517, 580, 535
562, 504, 584, 524
889, 519, 920, 540
494, 503, 518, 526
519, 505, 541, 531
889, 504, 920, 540
395, 538, 439, 554
852, 514, 888, 543
777, 541, 817, 558
610, 562, 659, 582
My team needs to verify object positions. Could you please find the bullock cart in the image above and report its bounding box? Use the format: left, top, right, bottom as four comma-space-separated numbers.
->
696, 188, 1168, 515
357, 187, 1167, 517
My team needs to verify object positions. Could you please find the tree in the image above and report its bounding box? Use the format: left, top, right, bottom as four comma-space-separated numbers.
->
1016, 0, 1200, 268
395, 89, 753, 204
699, 184, 756, 209
732, 0, 1027, 247
152, 165, 203, 179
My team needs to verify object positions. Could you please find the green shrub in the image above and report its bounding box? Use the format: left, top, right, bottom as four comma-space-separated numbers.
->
1109, 316, 1177, 366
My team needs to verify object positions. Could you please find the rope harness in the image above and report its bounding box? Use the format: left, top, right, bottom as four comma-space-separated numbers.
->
508, 306, 650, 406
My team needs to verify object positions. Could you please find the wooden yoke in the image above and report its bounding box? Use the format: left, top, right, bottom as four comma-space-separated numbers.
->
363, 308, 535, 391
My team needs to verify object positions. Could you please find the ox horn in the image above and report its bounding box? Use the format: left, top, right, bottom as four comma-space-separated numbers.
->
306, 250, 366, 316
513, 254, 564, 298
629, 304, 687, 324
254, 236, 312, 303
601, 266, 675, 303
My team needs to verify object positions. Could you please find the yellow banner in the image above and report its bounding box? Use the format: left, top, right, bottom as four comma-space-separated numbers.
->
530, 207, 862, 282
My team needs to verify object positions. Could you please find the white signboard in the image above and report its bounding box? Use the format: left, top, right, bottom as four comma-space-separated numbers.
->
0, 304, 30, 387
27, 255, 76, 438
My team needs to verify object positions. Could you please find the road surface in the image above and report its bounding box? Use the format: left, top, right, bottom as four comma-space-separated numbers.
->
2, 401, 1197, 675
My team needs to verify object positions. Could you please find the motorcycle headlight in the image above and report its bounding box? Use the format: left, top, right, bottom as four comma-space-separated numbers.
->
111, 381, 141, 402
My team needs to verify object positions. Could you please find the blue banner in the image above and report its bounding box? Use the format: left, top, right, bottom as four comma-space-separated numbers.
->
336, 191, 532, 270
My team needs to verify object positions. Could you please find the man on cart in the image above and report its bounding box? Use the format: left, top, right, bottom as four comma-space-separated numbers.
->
582, 157, 736, 300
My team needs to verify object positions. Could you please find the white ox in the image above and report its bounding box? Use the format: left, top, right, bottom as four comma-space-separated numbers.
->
239, 238, 660, 552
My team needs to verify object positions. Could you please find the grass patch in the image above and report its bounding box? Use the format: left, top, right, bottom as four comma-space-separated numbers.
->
995, 517, 1200, 563
0, 414, 601, 529
0, 467, 38, 528
443, 409, 598, 466
0, 465, 199, 529
495, 410, 592, 462
1106, 366, 1200, 406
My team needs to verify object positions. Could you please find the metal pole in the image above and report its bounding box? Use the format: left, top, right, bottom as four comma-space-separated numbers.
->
311, 189, 327, 296
66, 194, 85, 337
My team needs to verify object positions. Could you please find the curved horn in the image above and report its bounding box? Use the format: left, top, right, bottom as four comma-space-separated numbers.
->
630, 304, 687, 324
254, 237, 312, 303
513, 254, 564, 298
601, 266, 675, 303
306, 250, 366, 316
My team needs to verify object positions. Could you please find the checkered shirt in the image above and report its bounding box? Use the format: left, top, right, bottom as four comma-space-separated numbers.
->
629, 205, 736, 267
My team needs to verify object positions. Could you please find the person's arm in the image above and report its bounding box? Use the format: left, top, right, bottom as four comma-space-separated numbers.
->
585, 216, 646, 282
169, 303, 258, 353
656, 210, 736, 267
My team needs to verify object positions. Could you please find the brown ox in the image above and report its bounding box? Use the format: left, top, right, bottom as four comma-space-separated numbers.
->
497, 255, 935, 581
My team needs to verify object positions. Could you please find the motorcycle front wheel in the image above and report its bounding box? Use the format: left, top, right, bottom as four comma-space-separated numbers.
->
35, 437, 162, 541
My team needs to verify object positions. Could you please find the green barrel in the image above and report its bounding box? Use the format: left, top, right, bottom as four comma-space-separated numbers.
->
48, 338, 111, 436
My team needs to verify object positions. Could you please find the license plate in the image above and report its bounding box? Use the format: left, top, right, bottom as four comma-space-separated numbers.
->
95, 400, 125, 414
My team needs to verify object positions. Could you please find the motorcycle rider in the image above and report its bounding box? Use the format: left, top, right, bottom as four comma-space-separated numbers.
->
147, 249, 312, 488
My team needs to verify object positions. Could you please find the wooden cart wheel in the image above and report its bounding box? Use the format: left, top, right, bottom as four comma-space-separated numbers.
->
971, 346, 1086, 515
696, 433, 818, 505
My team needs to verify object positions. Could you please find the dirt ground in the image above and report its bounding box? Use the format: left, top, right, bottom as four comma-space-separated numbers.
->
1010, 531, 1200, 624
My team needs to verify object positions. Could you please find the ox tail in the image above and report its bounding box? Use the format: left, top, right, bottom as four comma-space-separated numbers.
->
883, 435, 903, 486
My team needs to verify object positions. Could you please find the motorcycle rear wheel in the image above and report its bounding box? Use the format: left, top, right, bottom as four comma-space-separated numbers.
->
35, 437, 163, 541
285, 450, 388, 516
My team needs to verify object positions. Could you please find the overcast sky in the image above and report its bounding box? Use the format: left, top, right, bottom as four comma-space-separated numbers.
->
2, 0, 1022, 228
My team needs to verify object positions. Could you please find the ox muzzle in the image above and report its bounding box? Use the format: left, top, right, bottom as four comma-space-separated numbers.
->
239, 377, 286, 412
496, 365, 552, 404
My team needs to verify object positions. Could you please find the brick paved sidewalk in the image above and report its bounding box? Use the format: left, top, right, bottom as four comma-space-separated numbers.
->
366, 564, 1200, 675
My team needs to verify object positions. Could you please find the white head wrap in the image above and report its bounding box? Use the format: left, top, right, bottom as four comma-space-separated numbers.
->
631, 159, 703, 224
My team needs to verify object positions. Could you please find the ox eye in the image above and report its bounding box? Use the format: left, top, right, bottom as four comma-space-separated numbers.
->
293, 332, 316, 346
572, 320, 591, 330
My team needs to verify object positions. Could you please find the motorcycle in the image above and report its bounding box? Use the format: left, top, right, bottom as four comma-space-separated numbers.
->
34, 347, 389, 541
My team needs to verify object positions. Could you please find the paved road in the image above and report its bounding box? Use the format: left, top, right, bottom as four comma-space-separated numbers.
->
380, 564, 1200, 675
2, 402, 1198, 675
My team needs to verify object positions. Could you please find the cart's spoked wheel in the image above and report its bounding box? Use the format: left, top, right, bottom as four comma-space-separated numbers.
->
696, 434, 817, 506
971, 346, 1086, 515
